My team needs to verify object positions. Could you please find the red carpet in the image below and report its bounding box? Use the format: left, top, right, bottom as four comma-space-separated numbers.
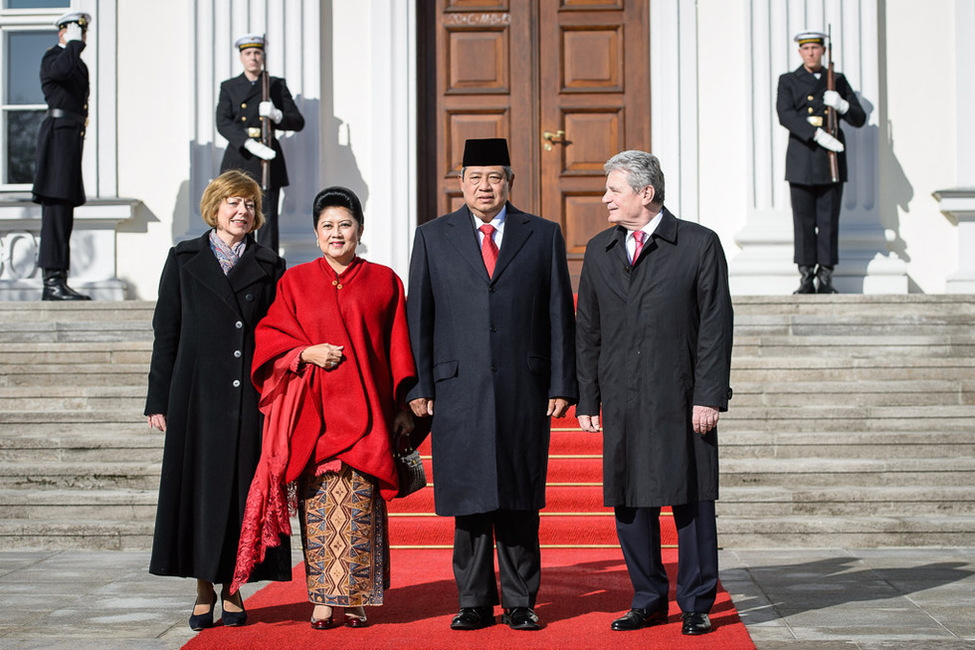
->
184, 548, 753, 649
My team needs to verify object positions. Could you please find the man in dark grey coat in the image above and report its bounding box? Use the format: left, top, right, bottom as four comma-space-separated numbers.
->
216, 34, 304, 253
576, 150, 733, 636
777, 30, 866, 294
31, 11, 92, 300
407, 138, 577, 632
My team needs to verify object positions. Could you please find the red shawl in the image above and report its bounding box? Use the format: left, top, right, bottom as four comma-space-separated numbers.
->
232, 257, 417, 592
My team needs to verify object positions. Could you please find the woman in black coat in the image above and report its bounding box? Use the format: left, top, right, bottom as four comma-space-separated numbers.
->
145, 170, 291, 631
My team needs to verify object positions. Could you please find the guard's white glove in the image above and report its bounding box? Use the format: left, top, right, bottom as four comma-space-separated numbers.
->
823, 90, 850, 115
244, 139, 277, 161
813, 128, 845, 153
259, 101, 284, 124
64, 23, 83, 43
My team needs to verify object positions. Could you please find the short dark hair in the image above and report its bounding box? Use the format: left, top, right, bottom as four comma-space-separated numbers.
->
312, 186, 364, 228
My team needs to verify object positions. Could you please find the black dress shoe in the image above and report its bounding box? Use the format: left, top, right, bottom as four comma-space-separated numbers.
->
188, 592, 216, 631
681, 611, 711, 635
502, 606, 540, 631
450, 606, 495, 630
611, 607, 668, 631
41, 270, 91, 301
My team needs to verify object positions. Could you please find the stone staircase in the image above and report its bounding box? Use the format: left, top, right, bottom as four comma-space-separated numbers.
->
717, 295, 975, 547
0, 296, 973, 549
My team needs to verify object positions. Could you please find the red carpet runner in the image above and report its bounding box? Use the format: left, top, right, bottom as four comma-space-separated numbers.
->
184, 549, 753, 649
186, 408, 752, 647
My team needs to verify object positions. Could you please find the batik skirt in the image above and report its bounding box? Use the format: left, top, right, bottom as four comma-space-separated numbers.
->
298, 463, 390, 606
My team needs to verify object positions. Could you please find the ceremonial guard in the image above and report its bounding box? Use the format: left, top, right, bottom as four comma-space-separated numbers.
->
777, 30, 865, 294
216, 34, 304, 252
32, 11, 92, 300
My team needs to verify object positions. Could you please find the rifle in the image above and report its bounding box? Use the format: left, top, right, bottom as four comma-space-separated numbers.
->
260, 33, 271, 193
826, 25, 840, 183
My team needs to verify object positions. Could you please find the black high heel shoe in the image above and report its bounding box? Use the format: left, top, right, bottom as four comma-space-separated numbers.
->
221, 590, 248, 627
189, 592, 216, 631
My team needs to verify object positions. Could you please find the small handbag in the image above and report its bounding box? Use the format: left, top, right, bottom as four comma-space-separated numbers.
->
395, 447, 427, 498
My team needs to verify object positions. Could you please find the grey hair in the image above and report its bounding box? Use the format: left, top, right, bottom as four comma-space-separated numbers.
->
604, 150, 665, 204
461, 166, 515, 182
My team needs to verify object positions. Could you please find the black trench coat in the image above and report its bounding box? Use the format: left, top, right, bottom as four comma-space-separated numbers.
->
145, 232, 291, 583
576, 209, 733, 508
406, 204, 578, 516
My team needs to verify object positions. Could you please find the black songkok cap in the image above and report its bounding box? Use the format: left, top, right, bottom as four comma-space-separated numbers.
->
462, 138, 511, 167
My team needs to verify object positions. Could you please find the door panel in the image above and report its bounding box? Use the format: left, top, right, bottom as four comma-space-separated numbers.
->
425, 0, 650, 288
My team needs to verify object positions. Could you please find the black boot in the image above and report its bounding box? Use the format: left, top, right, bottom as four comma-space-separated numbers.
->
793, 265, 816, 294
41, 269, 92, 301
816, 265, 838, 294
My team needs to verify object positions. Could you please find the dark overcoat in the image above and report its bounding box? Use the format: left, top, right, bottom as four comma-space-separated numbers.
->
216, 73, 304, 189
576, 209, 733, 508
776, 65, 866, 185
145, 232, 291, 583
32, 41, 88, 206
406, 204, 578, 517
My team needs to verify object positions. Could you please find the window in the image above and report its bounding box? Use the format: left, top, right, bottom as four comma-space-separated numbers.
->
1, 1, 68, 189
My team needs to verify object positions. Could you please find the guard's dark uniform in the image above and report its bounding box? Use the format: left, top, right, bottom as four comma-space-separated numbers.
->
776, 65, 865, 268
216, 74, 304, 252
32, 39, 88, 271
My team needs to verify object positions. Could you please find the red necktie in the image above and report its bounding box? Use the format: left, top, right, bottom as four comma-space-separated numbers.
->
480, 224, 499, 277
632, 230, 646, 266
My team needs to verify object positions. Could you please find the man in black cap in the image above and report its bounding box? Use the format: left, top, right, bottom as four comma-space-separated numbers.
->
216, 34, 304, 253
32, 11, 93, 300
406, 138, 577, 631
777, 29, 865, 294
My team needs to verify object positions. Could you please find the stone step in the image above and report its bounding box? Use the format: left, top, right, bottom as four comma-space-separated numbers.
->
730, 357, 975, 382
728, 379, 971, 408
729, 295, 975, 317
0, 461, 160, 490
0, 387, 145, 411
721, 457, 975, 488
733, 335, 975, 358
0, 519, 156, 551
0, 364, 148, 387
0, 428, 161, 462
716, 486, 975, 516
722, 405, 975, 432
733, 313, 975, 338
0, 410, 145, 425
719, 430, 975, 459
0, 322, 152, 343
0, 301, 155, 323
716, 515, 975, 548
0, 342, 151, 366
0, 488, 157, 521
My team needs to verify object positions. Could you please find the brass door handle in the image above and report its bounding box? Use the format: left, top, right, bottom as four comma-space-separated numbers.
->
542, 129, 566, 151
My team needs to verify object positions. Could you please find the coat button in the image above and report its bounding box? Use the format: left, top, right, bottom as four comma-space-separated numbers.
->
242, 116, 247, 122
235, 320, 243, 329
491, 365, 498, 372
490, 325, 497, 333
489, 287, 496, 293
234, 350, 242, 358
808, 107, 814, 114
807, 95, 814, 101
233, 379, 241, 388
241, 102, 247, 108
245, 293, 254, 302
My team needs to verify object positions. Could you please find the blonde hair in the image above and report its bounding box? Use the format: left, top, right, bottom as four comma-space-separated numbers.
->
199, 170, 265, 232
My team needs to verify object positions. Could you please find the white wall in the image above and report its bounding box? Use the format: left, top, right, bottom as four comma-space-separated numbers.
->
114, 0, 192, 300
883, 0, 958, 293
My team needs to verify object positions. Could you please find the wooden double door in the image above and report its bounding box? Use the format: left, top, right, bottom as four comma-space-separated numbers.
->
417, 0, 651, 284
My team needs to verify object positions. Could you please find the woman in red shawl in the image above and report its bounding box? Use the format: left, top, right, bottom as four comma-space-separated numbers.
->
232, 186, 417, 629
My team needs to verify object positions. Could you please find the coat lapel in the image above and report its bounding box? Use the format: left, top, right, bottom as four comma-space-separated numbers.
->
230, 73, 262, 103
491, 204, 532, 281
183, 232, 240, 314
443, 207, 492, 279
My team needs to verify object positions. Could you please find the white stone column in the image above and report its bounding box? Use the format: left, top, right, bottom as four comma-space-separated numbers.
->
731, 0, 907, 294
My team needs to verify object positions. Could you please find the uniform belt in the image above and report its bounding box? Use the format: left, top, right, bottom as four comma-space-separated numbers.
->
47, 108, 88, 125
